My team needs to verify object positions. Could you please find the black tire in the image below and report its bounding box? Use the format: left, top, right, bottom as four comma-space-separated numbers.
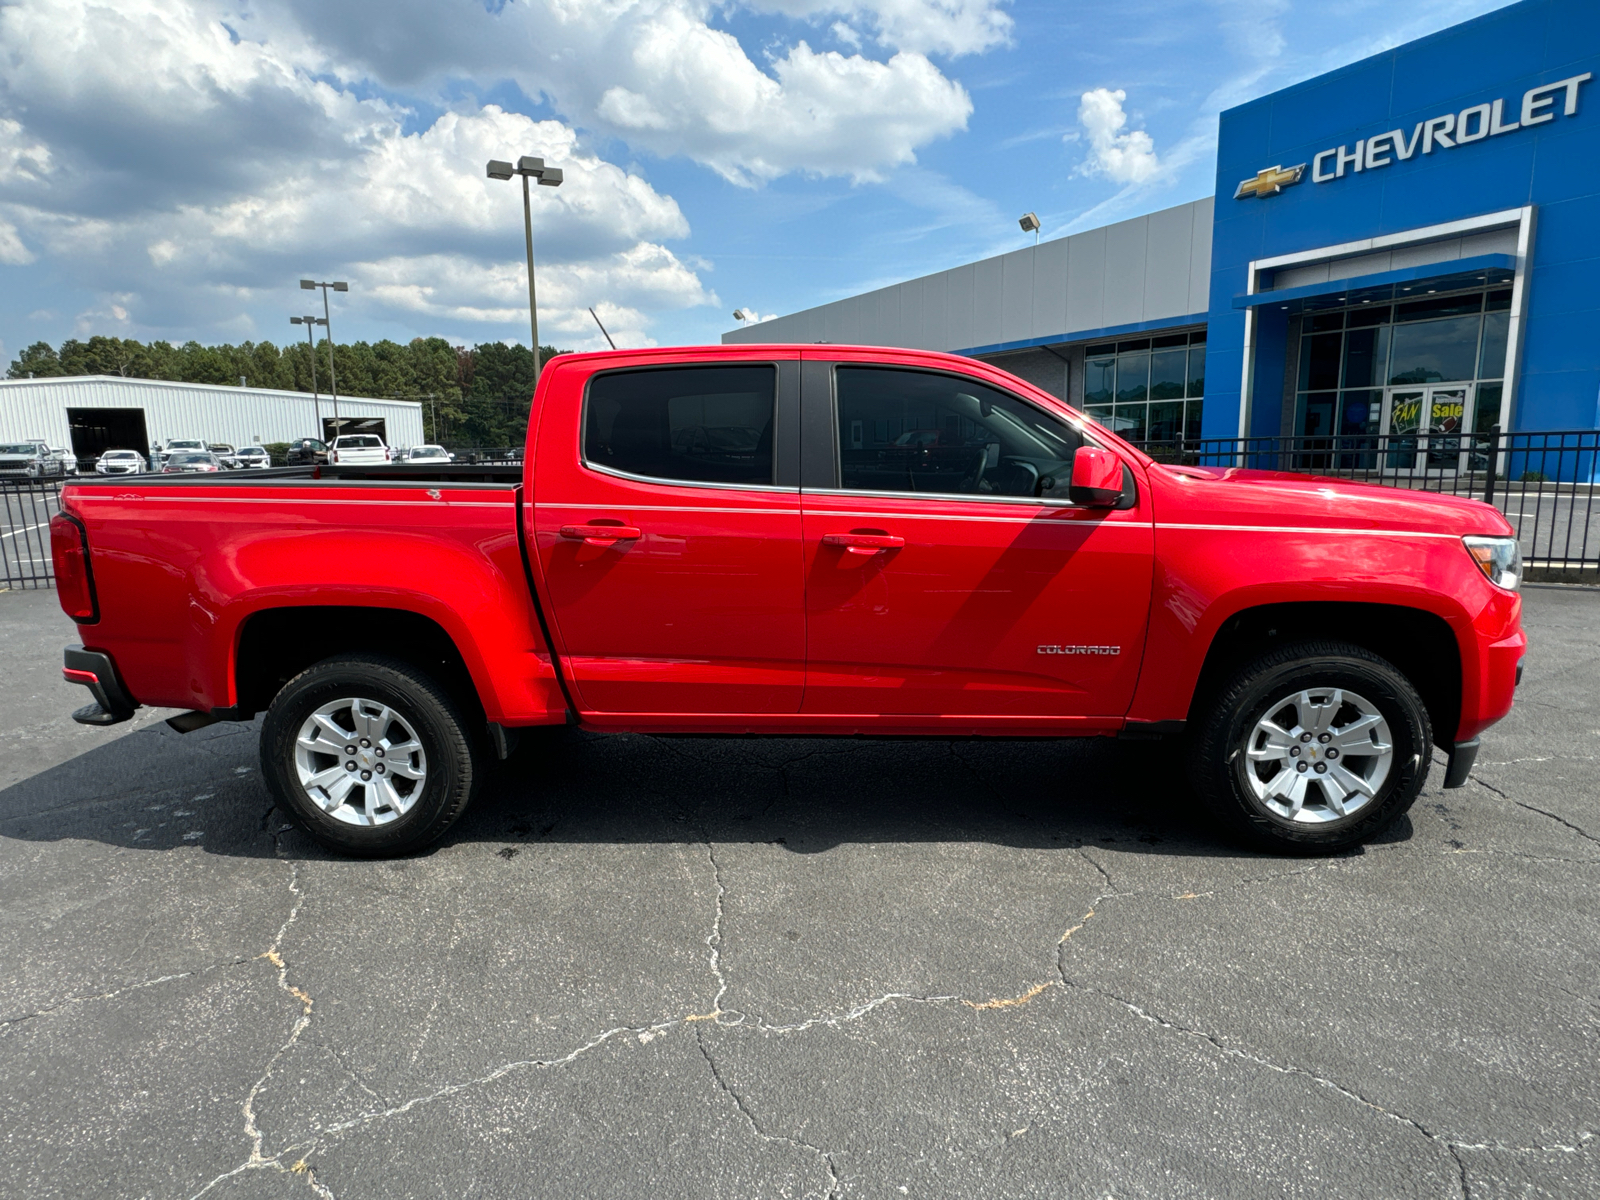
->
1188, 640, 1432, 854
261, 654, 480, 857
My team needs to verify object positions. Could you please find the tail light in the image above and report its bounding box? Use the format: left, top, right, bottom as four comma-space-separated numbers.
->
332, 451, 340, 464
50, 513, 99, 622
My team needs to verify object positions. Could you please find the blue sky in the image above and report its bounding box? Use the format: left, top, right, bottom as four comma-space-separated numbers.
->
0, 0, 1515, 363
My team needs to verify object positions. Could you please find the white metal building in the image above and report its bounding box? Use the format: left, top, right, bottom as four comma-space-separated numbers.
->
0, 376, 424, 460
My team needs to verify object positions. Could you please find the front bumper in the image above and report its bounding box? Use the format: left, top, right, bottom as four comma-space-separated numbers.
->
62, 645, 138, 725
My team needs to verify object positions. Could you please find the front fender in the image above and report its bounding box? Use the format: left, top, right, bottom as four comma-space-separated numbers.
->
1127, 526, 1510, 737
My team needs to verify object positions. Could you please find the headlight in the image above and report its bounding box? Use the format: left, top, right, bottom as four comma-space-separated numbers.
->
1463, 536, 1522, 591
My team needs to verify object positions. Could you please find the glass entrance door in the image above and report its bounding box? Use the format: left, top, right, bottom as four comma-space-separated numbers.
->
1381, 385, 1474, 475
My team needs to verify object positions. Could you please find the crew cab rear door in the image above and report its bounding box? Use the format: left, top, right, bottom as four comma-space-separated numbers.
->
529, 354, 805, 715
797, 353, 1154, 721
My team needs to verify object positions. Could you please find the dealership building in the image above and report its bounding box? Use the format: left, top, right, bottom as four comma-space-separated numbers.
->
0, 376, 424, 461
725, 0, 1600, 455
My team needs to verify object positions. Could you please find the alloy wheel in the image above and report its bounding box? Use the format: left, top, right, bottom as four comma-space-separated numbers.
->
293, 696, 428, 826
1242, 687, 1394, 824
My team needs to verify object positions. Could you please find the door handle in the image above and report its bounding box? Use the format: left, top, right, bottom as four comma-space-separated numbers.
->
560, 524, 642, 547
822, 532, 905, 556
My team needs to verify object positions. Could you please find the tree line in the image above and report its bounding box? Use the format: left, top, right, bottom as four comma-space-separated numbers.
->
7, 335, 567, 448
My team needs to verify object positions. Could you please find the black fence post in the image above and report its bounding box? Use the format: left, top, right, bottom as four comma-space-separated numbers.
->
1482, 424, 1500, 507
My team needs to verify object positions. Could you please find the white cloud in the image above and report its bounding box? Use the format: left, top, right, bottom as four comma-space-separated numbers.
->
0, 0, 995, 341
752, 0, 1013, 57
0, 1, 718, 341
277, 0, 976, 185
1074, 88, 1160, 185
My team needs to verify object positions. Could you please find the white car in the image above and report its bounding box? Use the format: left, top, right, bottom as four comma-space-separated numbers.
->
157, 438, 207, 466
95, 449, 148, 475
234, 446, 272, 469
329, 434, 392, 465
406, 444, 453, 463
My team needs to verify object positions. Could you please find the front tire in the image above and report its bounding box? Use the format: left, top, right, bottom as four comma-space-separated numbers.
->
261, 655, 480, 857
1189, 641, 1432, 854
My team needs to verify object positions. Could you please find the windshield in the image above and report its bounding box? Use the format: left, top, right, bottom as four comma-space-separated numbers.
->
0, 444, 38, 455
411, 446, 446, 456
336, 435, 383, 447
167, 440, 204, 450
168, 452, 214, 464
238, 447, 266, 456
103, 450, 139, 459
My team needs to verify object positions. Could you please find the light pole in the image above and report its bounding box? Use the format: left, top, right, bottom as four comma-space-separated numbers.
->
301, 279, 347, 435
290, 314, 326, 439
486, 156, 563, 383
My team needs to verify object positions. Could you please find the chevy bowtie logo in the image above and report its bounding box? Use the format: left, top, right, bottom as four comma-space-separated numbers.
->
1234, 163, 1306, 199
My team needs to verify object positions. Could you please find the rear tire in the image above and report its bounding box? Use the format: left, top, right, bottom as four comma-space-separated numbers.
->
1189, 640, 1431, 854
261, 654, 479, 857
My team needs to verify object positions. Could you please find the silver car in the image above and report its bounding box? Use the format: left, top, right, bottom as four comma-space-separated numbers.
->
95, 449, 148, 475
0, 442, 67, 481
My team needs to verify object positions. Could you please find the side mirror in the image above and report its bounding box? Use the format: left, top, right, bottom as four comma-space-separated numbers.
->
1070, 446, 1124, 507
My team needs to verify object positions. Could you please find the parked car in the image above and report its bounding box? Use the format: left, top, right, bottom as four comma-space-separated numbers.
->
330, 434, 392, 465
95, 449, 148, 475
284, 438, 329, 466
0, 441, 67, 481
53, 344, 1526, 859
208, 443, 242, 469
160, 451, 223, 474
156, 438, 207, 468
38, 444, 79, 475
234, 446, 272, 469
406, 445, 453, 463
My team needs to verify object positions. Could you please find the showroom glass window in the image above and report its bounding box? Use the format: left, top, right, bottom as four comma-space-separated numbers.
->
833, 367, 1082, 498
1082, 329, 1205, 443
1292, 288, 1511, 447
584, 365, 777, 486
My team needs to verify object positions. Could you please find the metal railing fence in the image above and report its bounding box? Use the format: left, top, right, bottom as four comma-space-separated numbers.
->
1127, 426, 1599, 575
0, 480, 63, 590
4, 432, 1596, 588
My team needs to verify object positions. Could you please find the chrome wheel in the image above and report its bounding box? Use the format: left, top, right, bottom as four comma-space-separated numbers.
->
293, 697, 428, 827
1242, 687, 1393, 824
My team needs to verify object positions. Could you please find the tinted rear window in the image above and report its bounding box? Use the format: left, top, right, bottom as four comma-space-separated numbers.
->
584, 365, 776, 486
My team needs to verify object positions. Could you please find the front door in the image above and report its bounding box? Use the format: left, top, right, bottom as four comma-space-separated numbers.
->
799, 359, 1154, 723
1382, 385, 1473, 474
531, 358, 805, 715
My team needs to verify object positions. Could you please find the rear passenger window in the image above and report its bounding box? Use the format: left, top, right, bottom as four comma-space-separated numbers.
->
585, 365, 777, 486
834, 367, 1082, 497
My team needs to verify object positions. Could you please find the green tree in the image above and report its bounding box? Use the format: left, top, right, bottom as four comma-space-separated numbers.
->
6, 341, 66, 378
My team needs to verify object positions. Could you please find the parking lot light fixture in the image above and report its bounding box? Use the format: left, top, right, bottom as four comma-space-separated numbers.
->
487, 154, 563, 382
301, 279, 349, 429
291, 315, 326, 436
1019, 212, 1041, 245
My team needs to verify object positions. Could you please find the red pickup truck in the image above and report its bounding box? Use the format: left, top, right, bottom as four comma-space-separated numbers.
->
50, 345, 1525, 857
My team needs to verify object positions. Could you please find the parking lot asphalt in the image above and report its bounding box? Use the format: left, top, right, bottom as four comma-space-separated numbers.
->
1, 585, 1596, 1199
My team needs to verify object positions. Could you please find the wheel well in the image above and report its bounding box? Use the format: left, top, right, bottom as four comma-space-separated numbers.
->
1188, 602, 1461, 743
233, 606, 483, 724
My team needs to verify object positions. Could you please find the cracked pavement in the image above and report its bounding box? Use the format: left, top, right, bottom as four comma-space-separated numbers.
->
1, 584, 1596, 1198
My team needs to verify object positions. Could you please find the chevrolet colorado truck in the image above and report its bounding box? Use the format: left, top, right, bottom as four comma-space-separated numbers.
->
50, 345, 1525, 856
